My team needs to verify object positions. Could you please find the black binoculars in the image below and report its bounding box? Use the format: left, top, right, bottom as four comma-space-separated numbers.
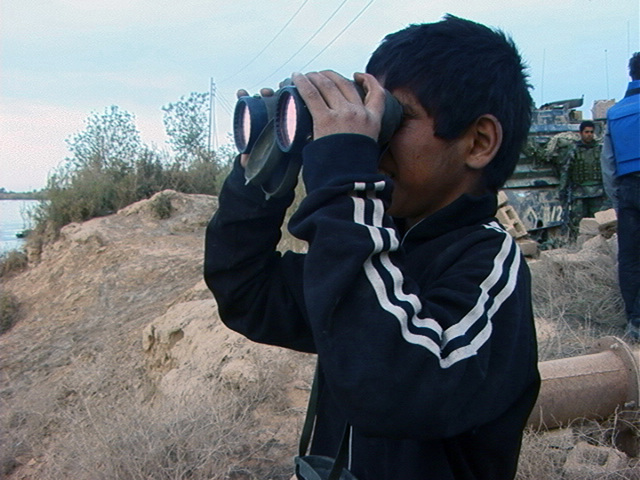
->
233, 80, 403, 198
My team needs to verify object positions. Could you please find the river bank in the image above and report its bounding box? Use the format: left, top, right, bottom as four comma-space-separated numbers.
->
0, 199, 39, 254
0, 192, 44, 201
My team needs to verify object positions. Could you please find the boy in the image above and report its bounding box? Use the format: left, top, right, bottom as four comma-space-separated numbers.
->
205, 15, 539, 480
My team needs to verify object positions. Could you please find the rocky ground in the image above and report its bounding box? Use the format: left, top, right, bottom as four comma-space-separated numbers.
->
0, 190, 314, 479
0, 190, 637, 479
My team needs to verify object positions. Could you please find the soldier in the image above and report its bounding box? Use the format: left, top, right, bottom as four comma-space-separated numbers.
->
559, 120, 607, 237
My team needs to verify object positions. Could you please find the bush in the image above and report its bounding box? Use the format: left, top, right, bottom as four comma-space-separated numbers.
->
28, 144, 236, 249
0, 289, 19, 334
531, 246, 626, 362
150, 192, 174, 219
0, 250, 28, 278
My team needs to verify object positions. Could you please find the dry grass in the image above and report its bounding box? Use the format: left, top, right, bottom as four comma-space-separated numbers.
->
39, 392, 292, 479
0, 290, 19, 335
517, 428, 569, 480
518, 412, 640, 480
1, 348, 306, 480
531, 245, 626, 362
2, 206, 636, 479
0, 251, 28, 279
516, 238, 636, 479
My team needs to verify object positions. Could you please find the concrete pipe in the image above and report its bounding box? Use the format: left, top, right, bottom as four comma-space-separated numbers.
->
528, 336, 640, 430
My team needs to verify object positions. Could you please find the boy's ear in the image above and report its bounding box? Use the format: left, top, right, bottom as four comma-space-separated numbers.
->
464, 114, 503, 170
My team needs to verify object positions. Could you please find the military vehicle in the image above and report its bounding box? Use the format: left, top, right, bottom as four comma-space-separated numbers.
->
501, 97, 588, 243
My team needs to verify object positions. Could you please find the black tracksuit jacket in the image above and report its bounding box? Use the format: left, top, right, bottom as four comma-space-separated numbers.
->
204, 134, 540, 480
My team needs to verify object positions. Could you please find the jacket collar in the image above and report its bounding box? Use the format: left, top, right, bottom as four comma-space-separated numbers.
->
398, 193, 498, 244
625, 80, 640, 98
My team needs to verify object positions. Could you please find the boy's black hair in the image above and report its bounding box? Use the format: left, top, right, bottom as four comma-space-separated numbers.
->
579, 120, 595, 131
366, 15, 533, 192
630, 52, 640, 81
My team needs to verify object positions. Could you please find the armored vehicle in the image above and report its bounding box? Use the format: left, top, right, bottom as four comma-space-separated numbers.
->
501, 97, 588, 243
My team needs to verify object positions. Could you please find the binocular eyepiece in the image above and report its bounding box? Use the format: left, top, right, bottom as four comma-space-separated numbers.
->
233, 80, 403, 198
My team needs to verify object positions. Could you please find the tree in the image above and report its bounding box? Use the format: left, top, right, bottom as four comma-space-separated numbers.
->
30, 99, 233, 246
34, 105, 146, 232
162, 92, 214, 164
66, 105, 142, 176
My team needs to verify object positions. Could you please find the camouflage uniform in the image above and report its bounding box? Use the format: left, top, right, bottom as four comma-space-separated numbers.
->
559, 139, 608, 236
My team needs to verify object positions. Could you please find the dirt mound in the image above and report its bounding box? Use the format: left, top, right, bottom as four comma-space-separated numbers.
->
1, 190, 313, 479
2, 191, 631, 479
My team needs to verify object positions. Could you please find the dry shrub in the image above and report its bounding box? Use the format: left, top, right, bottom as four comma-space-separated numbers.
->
150, 192, 174, 220
0, 251, 28, 279
530, 249, 626, 362
0, 376, 66, 478
517, 243, 636, 479
1, 344, 309, 480
516, 428, 568, 480
517, 412, 640, 480
40, 393, 292, 480
0, 290, 19, 335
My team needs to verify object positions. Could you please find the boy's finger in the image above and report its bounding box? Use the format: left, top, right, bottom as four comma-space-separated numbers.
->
292, 72, 329, 111
236, 88, 275, 99
355, 72, 387, 115
317, 70, 363, 105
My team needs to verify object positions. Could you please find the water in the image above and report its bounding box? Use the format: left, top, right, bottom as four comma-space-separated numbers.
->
0, 200, 39, 255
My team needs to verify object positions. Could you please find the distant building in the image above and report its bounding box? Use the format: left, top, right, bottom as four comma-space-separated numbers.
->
592, 99, 616, 120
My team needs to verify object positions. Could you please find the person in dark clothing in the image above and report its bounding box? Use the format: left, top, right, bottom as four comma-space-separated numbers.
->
204, 15, 540, 480
601, 52, 640, 340
559, 120, 607, 236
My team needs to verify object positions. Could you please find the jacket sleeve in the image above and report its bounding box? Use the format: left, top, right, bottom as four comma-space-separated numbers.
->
600, 125, 619, 209
289, 134, 538, 440
204, 156, 315, 353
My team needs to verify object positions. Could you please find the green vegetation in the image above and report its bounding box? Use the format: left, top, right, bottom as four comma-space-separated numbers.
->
23, 95, 236, 249
150, 191, 175, 220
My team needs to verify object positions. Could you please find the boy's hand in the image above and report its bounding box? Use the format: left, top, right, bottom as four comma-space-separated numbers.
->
236, 88, 275, 168
292, 70, 386, 141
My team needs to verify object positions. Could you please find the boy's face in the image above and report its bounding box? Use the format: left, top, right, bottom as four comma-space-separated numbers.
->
378, 88, 483, 227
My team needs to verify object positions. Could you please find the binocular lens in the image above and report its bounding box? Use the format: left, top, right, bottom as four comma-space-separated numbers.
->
234, 102, 250, 152
274, 87, 312, 153
279, 94, 297, 150
233, 80, 403, 199
233, 96, 270, 154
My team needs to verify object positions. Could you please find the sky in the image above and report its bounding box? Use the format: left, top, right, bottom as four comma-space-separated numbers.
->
1, 0, 638, 192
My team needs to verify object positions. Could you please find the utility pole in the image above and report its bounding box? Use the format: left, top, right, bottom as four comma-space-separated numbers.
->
604, 49, 610, 99
208, 78, 218, 151
540, 48, 546, 107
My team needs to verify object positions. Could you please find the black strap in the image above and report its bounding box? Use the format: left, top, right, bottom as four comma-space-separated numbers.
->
298, 362, 351, 479
299, 364, 320, 456
329, 425, 351, 480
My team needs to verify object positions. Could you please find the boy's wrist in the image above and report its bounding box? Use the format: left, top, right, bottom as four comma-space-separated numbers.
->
301, 134, 381, 192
